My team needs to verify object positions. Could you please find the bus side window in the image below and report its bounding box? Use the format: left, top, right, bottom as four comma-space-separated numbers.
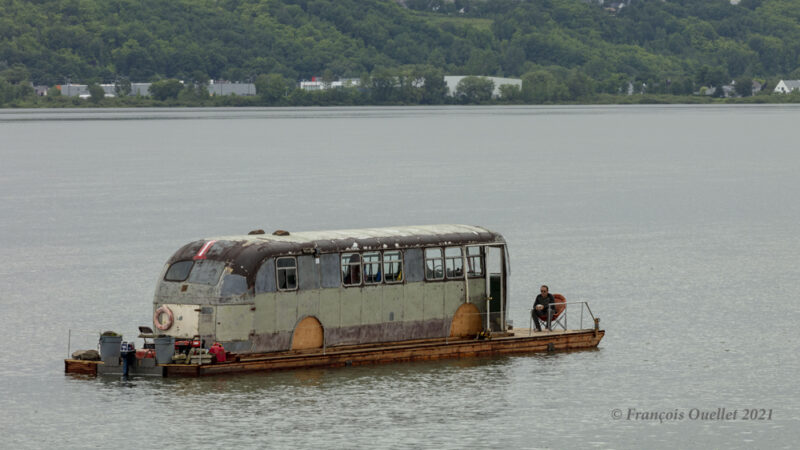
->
297, 255, 320, 290
276, 257, 298, 291
425, 248, 444, 281
404, 248, 424, 282
342, 253, 361, 286
466, 246, 483, 277
363, 252, 381, 284
444, 247, 463, 278
221, 274, 248, 297
255, 258, 277, 293
320, 253, 341, 288
383, 250, 403, 283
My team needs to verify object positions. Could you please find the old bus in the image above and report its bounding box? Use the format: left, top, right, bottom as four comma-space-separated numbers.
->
152, 225, 508, 353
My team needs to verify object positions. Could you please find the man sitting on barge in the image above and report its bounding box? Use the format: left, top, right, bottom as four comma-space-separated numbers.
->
533, 285, 555, 332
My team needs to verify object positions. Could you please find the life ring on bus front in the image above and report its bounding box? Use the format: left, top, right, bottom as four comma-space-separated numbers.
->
154, 305, 174, 331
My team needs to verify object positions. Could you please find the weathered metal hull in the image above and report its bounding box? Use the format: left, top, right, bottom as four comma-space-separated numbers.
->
65, 328, 604, 378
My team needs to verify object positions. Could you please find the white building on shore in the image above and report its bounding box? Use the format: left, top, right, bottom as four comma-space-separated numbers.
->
773, 80, 800, 94
57, 81, 256, 98
444, 76, 522, 98
299, 78, 361, 91
59, 83, 152, 97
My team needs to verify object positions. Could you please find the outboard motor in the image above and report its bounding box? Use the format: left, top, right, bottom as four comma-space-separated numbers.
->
120, 341, 136, 378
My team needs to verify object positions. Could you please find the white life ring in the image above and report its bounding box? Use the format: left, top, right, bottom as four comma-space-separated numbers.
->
154, 305, 174, 331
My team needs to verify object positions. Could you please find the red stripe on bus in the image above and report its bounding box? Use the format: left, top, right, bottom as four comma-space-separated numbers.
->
193, 240, 217, 260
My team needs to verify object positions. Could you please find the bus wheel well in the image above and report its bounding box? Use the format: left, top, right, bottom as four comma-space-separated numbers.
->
291, 316, 324, 350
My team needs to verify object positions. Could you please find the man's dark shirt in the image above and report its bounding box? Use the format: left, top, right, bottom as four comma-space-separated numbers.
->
533, 293, 555, 318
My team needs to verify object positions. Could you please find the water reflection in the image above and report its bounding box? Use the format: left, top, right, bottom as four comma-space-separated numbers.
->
84, 355, 520, 397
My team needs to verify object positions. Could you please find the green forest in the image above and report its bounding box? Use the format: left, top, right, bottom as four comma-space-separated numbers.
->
3, 0, 800, 106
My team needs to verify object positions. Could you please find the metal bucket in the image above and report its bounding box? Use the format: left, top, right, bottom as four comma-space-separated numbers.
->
154, 336, 175, 364
99, 334, 122, 361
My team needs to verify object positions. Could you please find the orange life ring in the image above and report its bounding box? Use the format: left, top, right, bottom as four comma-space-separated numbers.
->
154, 305, 174, 331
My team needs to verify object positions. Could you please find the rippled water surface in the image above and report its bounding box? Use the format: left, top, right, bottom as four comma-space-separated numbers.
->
1, 106, 798, 449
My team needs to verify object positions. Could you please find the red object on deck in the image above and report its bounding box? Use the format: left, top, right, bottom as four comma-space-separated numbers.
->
209, 342, 227, 362
136, 349, 155, 359
536, 293, 567, 321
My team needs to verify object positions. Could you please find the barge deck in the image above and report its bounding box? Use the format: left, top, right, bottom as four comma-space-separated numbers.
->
65, 326, 604, 378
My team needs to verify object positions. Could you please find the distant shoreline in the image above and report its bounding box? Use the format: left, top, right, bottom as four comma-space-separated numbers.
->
4, 93, 800, 109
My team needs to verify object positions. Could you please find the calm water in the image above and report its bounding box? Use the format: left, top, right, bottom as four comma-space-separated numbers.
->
1, 106, 798, 449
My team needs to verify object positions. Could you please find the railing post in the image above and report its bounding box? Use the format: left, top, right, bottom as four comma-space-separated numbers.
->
486, 297, 491, 331
528, 310, 532, 336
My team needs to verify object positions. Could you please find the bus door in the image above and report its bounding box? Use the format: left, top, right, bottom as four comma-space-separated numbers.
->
485, 245, 506, 331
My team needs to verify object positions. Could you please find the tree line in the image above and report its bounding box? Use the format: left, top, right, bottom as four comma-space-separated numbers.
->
3, 0, 800, 107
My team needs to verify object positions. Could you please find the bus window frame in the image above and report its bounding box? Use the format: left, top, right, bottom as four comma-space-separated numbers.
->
424, 247, 445, 281
164, 260, 194, 282
276, 256, 298, 291
341, 252, 362, 287
444, 246, 464, 279
383, 250, 404, 284
466, 245, 484, 278
362, 251, 382, 285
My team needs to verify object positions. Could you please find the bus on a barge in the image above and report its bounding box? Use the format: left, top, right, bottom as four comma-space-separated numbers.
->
154, 224, 508, 353
65, 224, 604, 377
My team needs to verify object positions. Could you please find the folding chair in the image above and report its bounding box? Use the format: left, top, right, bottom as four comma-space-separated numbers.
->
533, 293, 567, 331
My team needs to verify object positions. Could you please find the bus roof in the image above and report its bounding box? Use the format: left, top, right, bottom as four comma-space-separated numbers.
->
218, 224, 499, 245
165, 224, 505, 282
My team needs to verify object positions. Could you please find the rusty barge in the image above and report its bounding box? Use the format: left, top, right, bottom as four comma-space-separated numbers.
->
65, 225, 604, 377
66, 327, 603, 377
